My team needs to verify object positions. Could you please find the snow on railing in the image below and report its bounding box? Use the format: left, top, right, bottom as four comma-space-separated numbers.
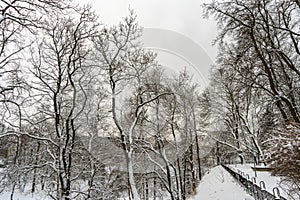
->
221, 164, 287, 200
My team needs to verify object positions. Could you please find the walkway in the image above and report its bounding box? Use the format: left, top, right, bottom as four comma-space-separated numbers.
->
189, 165, 253, 200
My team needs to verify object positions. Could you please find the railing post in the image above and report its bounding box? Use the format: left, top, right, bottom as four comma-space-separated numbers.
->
273, 187, 281, 200
259, 181, 266, 200
246, 174, 250, 180
244, 174, 250, 193
259, 181, 266, 190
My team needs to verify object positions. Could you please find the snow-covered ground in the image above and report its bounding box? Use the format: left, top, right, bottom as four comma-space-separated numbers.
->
0, 167, 50, 200
1, 164, 298, 200
229, 164, 299, 200
0, 190, 50, 200
189, 165, 254, 200
2, 166, 253, 200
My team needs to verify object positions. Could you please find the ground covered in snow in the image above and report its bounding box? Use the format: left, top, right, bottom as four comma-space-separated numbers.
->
189, 165, 253, 200
0, 168, 49, 200
1, 164, 298, 200
1, 165, 253, 200
0, 191, 49, 200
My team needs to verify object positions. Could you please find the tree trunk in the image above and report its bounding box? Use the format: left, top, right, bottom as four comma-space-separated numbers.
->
127, 152, 141, 200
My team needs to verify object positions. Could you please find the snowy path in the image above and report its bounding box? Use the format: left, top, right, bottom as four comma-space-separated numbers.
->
189, 165, 253, 200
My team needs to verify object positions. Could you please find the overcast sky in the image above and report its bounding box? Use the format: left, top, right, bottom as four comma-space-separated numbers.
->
76, 0, 218, 88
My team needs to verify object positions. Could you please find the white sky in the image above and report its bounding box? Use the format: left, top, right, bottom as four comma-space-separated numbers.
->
75, 0, 218, 88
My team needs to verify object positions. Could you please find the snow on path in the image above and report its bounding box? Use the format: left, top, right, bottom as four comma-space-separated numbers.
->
189, 165, 254, 200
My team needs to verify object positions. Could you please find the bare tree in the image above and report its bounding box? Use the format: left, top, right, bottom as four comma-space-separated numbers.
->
133, 69, 204, 200
10, 6, 100, 199
93, 11, 172, 200
0, 0, 72, 129
204, 0, 300, 123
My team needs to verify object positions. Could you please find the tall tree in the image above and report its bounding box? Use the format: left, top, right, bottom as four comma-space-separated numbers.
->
14, 6, 98, 199
204, 0, 300, 123
93, 11, 174, 200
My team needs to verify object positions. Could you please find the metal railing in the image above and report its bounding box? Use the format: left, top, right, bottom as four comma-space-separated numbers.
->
222, 164, 287, 200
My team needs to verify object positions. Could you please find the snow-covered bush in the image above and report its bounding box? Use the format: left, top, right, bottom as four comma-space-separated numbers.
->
264, 122, 300, 197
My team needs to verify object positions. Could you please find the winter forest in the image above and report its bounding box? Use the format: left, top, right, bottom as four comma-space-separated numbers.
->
0, 0, 299, 200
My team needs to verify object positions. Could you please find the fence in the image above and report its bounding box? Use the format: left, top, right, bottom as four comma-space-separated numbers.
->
221, 164, 287, 200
